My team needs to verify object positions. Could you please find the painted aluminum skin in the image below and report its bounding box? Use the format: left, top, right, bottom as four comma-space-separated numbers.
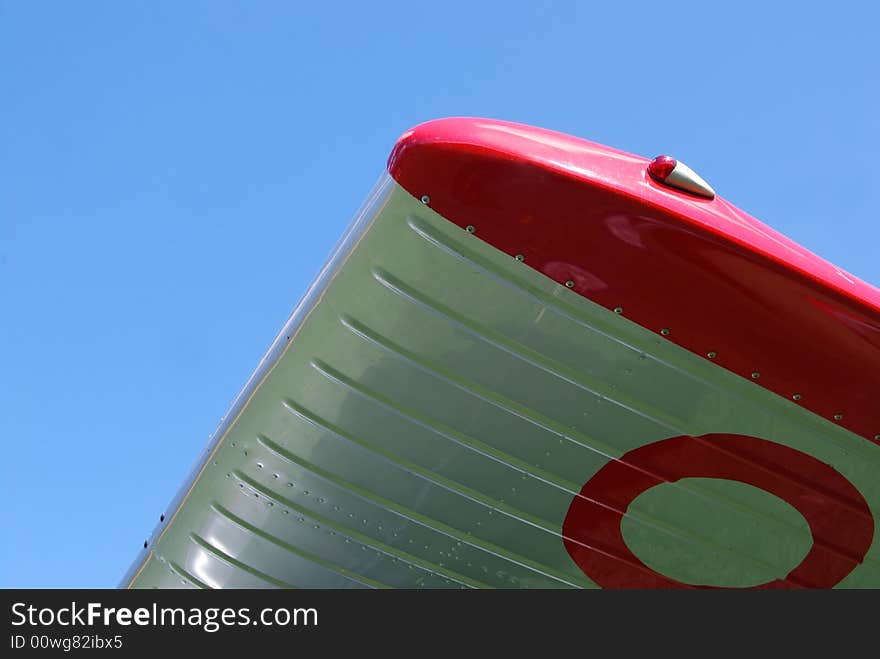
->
389, 119, 880, 444
124, 119, 880, 589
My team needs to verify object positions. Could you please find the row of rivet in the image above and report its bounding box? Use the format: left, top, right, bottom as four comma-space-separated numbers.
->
438, 206, 880, 443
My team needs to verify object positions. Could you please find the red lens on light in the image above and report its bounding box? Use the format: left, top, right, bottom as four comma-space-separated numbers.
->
648, 155, 677, 181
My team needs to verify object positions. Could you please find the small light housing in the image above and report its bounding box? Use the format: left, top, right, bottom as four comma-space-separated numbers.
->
647, 155, 715, 199
647, 155, 677, 181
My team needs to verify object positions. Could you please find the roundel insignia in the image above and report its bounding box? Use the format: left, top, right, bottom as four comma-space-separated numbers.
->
562, 434, 874, 589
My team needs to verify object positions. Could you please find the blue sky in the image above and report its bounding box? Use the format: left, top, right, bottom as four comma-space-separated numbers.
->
1, 1, 877, 588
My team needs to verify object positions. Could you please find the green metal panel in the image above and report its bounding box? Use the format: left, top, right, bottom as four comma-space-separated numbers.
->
124, 176, 880, 588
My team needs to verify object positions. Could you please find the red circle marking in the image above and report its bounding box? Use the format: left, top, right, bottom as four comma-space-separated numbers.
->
562, 434, 874, 589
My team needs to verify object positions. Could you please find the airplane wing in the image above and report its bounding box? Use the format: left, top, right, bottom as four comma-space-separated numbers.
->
123, 118, 880, 589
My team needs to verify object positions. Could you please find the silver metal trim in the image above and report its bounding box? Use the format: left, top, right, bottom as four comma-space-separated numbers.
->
665, 161, 716, 199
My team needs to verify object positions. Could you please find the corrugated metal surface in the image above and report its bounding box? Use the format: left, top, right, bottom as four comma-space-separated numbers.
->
124, 176, 880, 588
